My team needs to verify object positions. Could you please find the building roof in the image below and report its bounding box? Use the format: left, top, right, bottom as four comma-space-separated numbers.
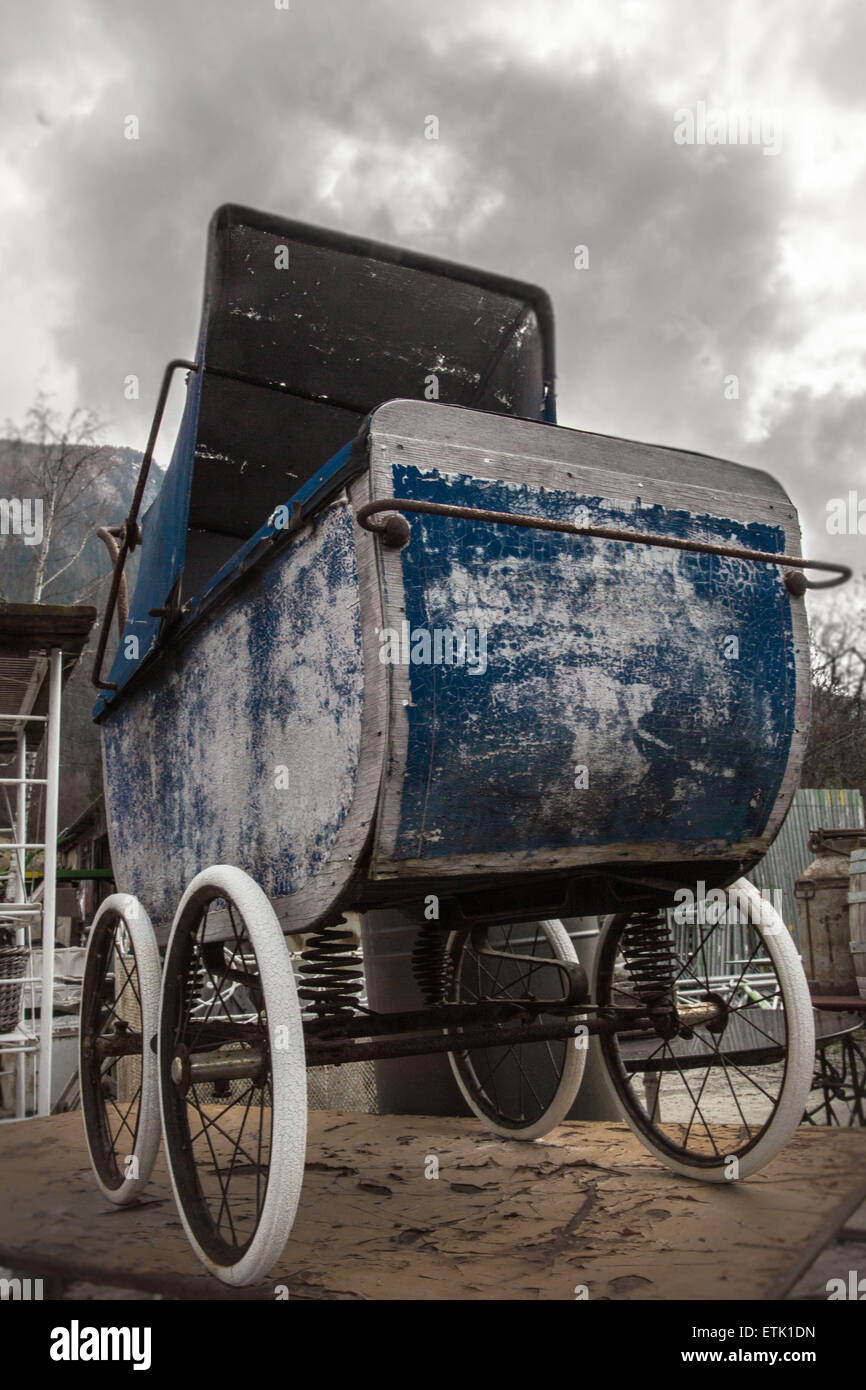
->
0, 604, 96, 756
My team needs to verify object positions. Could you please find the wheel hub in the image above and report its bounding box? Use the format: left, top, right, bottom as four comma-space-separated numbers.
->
171, 1046, 191, 1092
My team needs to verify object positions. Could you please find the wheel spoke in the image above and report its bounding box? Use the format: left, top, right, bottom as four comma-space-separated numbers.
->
188, 1082, 239, 1246
161, 888, 276, 1261
113, 943, 141, 1013
80, 904, 161, 1201
599, 899, 795, 1168
448, 921, 579, 1132
110, 1081, 143, 1153
216, 1082, 260, 1238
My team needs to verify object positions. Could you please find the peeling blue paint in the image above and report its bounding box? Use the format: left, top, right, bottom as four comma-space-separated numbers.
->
388, 464, 796, 861
101, 502, 363, 931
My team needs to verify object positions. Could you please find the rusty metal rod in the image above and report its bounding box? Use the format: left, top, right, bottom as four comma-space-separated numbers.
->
355, 497, 851, 590
304, 1013, 663, 1065
96, 528, 129, 635
92, 358, 198, 690
90, 1033, 144, 1060
94, 999, 726, 1070
168, 999, 725, 1075
304, 999, 526, 1038
182, 1050, 267, 1085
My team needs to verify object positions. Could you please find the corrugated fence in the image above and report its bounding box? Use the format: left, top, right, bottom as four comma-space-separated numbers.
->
749, 788, 865, 939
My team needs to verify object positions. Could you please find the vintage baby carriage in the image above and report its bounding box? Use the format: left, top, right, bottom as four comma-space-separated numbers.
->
80, 204, 849, 1285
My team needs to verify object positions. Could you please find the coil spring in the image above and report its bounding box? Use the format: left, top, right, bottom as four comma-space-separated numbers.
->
411, 924, 451, 1005
620, 910, 678, 1006
298, 917, 364, 1017
184, 950, 207, 1018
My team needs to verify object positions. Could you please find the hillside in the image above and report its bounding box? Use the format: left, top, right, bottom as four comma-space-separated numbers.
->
0, 441, 153, 829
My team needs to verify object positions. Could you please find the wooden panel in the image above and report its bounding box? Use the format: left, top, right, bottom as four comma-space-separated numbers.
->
363, 401, 809, 880
101, 497, 381, 938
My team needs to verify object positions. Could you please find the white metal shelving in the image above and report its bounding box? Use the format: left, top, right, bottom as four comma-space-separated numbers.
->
0, 646, 63, 1118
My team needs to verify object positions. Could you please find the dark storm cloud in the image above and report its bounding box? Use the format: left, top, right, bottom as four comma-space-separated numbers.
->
747, 390, 866, 566
1, 0, 864, 578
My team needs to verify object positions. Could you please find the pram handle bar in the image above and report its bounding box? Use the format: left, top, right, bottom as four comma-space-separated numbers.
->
92, 359, 199, 691
355, 497, 851, 591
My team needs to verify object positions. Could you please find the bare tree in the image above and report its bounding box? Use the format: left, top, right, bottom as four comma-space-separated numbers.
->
810, 582, 866, 700
0, 395, 109, 604
801, 580, 866, 798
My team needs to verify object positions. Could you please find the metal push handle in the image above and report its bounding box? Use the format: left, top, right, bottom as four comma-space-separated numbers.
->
92, 358, 199, 691
96, 527, 129, 636
355, 497, 852, 592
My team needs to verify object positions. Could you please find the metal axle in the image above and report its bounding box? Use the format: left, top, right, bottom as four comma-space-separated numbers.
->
165, 997, 726, 1081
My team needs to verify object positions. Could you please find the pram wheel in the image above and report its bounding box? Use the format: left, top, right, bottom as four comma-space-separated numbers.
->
80, 894, 161, 1204
445, 919, 586, 1140
593, 879, 814, 1181
158, 866, 306, 1286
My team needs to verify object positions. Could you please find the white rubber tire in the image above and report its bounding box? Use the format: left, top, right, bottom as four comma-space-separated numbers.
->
593, 878, 815, 1181
158, 866, 307, 1287
80, 893, 161, 1204
446, 918, 587, 1140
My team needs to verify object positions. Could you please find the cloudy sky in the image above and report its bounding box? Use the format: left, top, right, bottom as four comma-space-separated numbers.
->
1, 0, 864, 588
